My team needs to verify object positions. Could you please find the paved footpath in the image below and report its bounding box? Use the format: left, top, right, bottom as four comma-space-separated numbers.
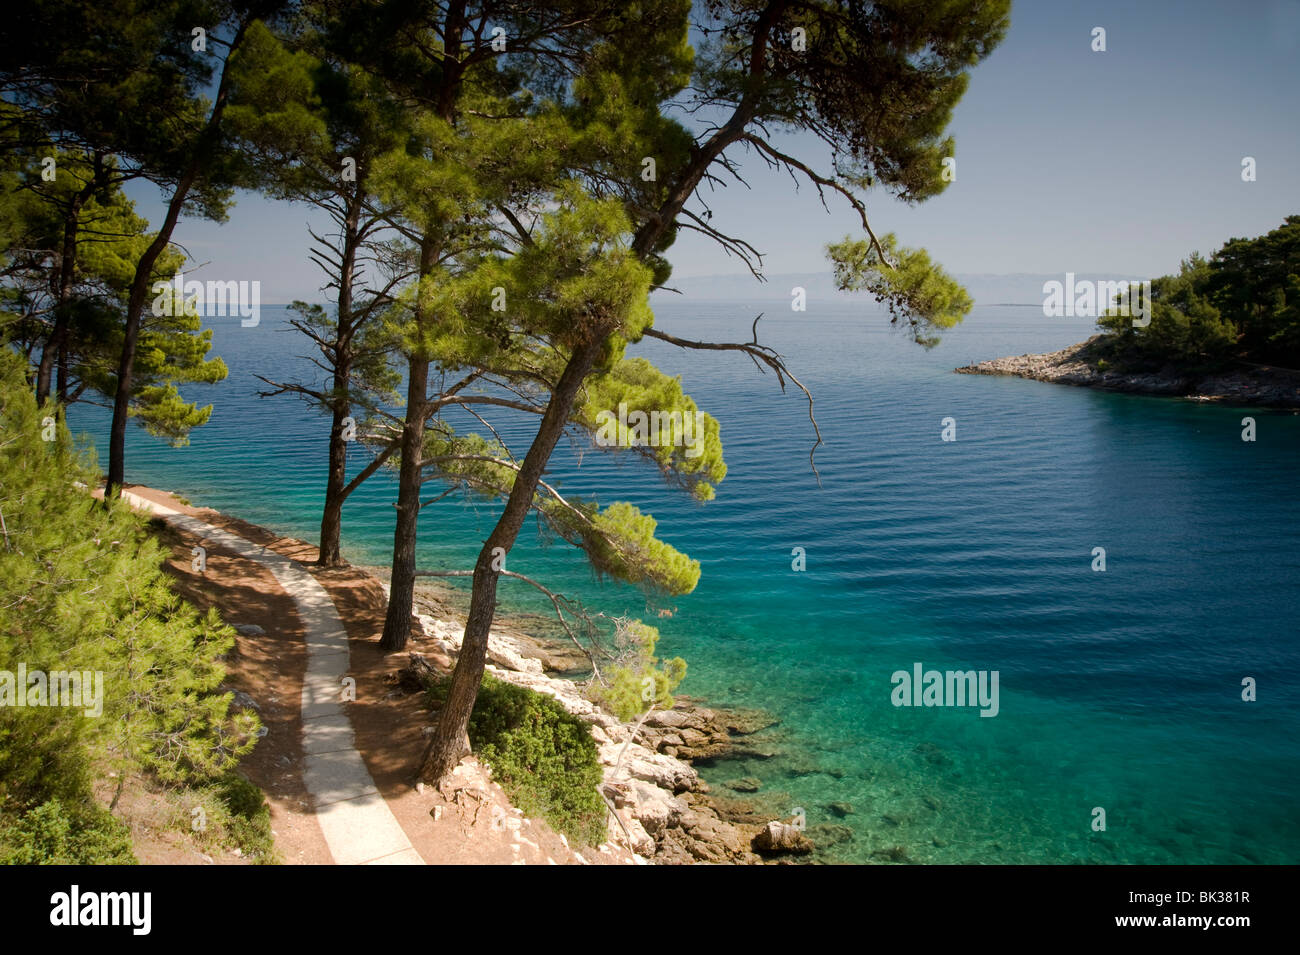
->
122, 490, 424, 865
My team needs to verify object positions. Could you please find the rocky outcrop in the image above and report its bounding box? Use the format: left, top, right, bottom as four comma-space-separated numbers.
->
401, 610, 777, 864
956, 335, 1300, 407
417, 612, 544, 676
633, 704, 779, 761
753, 820, 815, 856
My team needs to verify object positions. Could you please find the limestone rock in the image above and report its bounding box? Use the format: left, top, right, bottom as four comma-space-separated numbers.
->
627, 779, 687, 834
600, 741, 698, 793
753, 820, 814, 855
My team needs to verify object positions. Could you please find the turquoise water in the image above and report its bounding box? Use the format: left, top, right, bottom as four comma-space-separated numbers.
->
69, 299, 1300, 864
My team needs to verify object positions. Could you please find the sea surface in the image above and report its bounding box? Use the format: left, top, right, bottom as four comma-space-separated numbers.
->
69, 297, 1300, 864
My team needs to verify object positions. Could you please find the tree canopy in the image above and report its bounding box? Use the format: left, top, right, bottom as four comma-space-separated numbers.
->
1098, 216, 1300, 368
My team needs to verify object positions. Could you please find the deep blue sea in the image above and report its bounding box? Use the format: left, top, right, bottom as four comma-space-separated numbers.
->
69, 297, 1300, 864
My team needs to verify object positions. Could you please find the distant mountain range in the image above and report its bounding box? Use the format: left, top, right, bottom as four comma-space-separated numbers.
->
651, 271, 1150, 307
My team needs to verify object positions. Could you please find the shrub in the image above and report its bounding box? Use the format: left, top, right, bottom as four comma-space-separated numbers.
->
427, 675, 607, 846
0, 799, 136, 865
172, 771, 278, 863
0, 348, 260, 863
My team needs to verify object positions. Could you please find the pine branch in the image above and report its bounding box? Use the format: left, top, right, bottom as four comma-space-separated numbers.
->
642, 317, 824, 483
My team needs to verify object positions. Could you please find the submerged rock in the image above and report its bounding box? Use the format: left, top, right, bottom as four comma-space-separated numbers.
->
809, 823, 854, 847
874, 845, 910, 863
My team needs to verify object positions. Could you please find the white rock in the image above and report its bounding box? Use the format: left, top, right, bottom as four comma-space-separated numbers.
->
627, 779, 687, 834
600, 741, 698, 792
421, 613, 543, 674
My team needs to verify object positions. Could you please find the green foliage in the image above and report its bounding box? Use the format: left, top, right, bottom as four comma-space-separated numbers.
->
0, 1, 227, 197
0, 349, 258, 821
1097, 255, 1235, 366
586, 501, 700, 594
828, 233, 973, 348
587, 619, 686, 722
426, 674, 607, 847
696, 0, 1010, 203
416, 186, 655, 366
0, 145, 228, 444
1205, 216, 1300, 363
578, 356, 726, 501
169, 771, 277, 863
1098, 218, 1300, 367
0, 799, 135, 865
224, 19, 331, 188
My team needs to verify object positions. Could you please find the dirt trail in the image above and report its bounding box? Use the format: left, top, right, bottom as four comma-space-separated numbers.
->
121, 485, 638, 866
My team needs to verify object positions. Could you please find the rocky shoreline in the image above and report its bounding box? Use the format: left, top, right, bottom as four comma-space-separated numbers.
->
399, 589, 810, 864
956, 335, 1300, 408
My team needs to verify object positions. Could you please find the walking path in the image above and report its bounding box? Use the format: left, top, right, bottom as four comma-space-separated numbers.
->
121, 490, 424, 865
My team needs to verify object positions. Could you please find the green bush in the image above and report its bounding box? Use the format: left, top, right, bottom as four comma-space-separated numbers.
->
427, 675, 607, 847
0, 348, 261, 864
0, 799, 136, 865
173, 771, 278, 863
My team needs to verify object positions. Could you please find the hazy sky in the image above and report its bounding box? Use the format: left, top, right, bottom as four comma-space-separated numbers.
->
125, 0, 1300, 301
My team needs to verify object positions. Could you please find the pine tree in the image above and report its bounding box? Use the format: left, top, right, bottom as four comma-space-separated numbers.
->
237, 13, 409, 567
0, 151, 229, 445
420, 0, 1009, 782
0, 348, 257, 822
2, 1, 333, 495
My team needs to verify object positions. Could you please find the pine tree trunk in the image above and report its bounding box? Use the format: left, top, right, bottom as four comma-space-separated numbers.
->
318, 404, 349, 568
316, 186, 363, 568
108, 226, 180, 495
56, 341, 68, 404
36, 190, 90, 406
420, 337, 602, 781
379, 354, 429, 651
34, 329, 59, 407
380, 234, 438, 651
105, 23, 246, 498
